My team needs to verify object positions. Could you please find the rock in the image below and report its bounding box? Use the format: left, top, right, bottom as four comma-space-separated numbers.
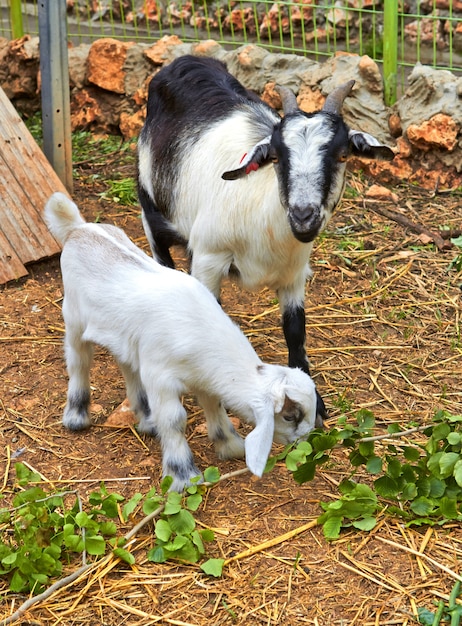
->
123, 44, 154, 96
0, 35, 40, 100
1, 33, 461, 188
297, 84, 325, 113
191, 39, 224, 57
223, 8, 256, 34
394, 64, 462, 174
388, 112, 402, 137
395, 64, 462, 128
88, 38, 135, 94
420, 0, 462, 9
454, 21, 462, 52
104, 398, 136, 428
119, 109, 145, 139
261, 81, 281, 109
396, 136, 413, 159
305, 27, 333, 45
223, 45, 269, 91
350, 156, 414, 186
70, 88, 102, 130
291, 0, 314, 27
68, 44, 91, 89
365, 184, 399, 203
70, 86, 122, 133
260, 3, 287, 37
406, 114, 459, 152
305, 53, 393, 143
357, 55, 384, 94
143, 35, 188, 65
326, 3, 351, 28
405, 18, 446, 48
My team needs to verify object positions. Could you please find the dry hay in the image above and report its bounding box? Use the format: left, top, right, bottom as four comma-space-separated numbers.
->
1, 167, 461, 625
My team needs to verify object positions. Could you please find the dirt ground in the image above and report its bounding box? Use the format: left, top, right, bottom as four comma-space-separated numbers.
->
1, 155, 462, 625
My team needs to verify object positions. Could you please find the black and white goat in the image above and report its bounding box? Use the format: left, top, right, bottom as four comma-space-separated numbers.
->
45, 191, 318, 492
137, 54, 394, 421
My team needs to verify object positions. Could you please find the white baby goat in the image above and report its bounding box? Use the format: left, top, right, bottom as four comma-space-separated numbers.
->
45, 192, 317, 491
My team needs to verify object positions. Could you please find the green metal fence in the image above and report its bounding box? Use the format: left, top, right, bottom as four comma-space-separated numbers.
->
2, 1, 461, 101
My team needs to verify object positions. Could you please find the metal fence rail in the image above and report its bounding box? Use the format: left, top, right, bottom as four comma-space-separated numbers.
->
1, 0, 461, 99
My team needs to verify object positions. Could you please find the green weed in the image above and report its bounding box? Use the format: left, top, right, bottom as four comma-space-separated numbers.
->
448, 235, 462, 273
3, 409, 462, 595
286, 408, 462, 539
99, 177, 137, 205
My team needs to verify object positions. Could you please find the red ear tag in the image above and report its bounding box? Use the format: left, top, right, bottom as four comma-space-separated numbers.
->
239, 152, 248, 164
245, 162, 259, 174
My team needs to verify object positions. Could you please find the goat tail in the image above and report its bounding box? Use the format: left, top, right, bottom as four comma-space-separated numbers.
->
44, 192, 86, 244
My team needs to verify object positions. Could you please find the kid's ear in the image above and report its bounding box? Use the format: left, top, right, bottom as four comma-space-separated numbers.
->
244, 413, 274, 477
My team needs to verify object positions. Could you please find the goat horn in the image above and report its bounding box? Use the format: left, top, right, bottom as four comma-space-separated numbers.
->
275, 85, 298, 114
322, 79, 355, 115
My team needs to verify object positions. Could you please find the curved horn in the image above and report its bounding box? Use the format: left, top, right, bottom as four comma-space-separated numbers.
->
275, 85, 298, 115
322, 79, 355, 115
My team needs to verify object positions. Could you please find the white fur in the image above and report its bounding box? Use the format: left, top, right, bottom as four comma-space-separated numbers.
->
139, 113, 316, 301
44, 192, 317, 492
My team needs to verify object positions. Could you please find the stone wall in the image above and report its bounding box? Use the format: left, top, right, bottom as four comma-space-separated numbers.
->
0, 34, 461, 189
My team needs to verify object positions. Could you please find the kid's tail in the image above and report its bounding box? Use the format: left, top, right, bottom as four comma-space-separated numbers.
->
44, 192, 86, 244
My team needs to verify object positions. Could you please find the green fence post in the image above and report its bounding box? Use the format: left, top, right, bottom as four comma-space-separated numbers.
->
10, 0, 24, 39
383, 0, 398, 106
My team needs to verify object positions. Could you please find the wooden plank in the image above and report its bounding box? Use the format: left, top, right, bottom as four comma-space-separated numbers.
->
0, 155, 46, 261
0, 86, 67, 284
0, 229, 28, 283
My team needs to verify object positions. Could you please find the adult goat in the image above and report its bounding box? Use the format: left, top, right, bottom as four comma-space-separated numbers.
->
138, 54, 394, 421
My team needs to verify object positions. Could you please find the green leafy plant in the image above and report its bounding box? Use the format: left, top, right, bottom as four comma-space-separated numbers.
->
23, 112, 43, 145
286, 408, 462, 538
99, 177, 137, 205
23, 116, 135, 168
0, 465, 121, 594
3, 409, 462, 595
147, 468, 220, 570
318, 482, 379, 540
448, 235, 462, 272
417, 580, 462, 625
0, 463, 223, 595
71, 130, 135, 166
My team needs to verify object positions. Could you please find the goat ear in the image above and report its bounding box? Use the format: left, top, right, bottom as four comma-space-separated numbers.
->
244, 409, 275, 477
222, 136, 272, 180
273, 386, 287, 414
348, 130, 395, 161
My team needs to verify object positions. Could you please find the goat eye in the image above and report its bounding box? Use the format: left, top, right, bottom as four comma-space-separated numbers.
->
270, 153, 279, 163
283, 413, 296, 422
338, 152, 348, 163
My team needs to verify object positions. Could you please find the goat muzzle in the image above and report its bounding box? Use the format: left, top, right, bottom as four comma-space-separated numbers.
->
288, 206, 323, 243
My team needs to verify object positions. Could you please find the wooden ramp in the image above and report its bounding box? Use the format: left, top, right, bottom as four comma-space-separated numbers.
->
0, 86, 67, 285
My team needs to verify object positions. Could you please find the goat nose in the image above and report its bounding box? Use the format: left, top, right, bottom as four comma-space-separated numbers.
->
292, 205, 315, 224
289, 204, 324, 242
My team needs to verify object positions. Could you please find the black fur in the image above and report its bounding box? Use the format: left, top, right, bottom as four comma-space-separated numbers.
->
136, 389, 152, 422
165, 453, 201, 485
144, 55, 268, 126
138, 55, 278, 219
66, 391, 91, 429
282, 306, 327, 421
138, 185, 186, 268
